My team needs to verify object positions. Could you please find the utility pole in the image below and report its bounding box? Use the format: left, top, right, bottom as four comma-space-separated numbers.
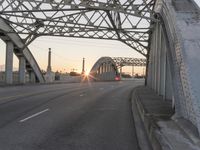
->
82, 58, 85, 74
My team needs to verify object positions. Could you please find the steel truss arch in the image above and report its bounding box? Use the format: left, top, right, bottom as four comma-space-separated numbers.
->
112, 57, 146, 67
0, 0, 157, 56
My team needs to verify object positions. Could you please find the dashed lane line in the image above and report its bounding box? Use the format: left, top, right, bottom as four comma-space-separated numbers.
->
19, 109, 50, 123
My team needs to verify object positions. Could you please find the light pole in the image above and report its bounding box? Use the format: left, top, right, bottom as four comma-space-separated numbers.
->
82, 58, 85, 75
132, 65, 134, 77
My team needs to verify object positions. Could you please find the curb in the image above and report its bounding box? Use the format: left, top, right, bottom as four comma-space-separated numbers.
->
131, 89, 153, 150
131, 86, 200, 150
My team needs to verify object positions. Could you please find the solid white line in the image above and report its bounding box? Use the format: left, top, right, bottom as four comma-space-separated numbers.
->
19, 109, 49, 123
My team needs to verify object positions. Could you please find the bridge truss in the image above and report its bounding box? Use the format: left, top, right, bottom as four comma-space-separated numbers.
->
112, 57, 146, 67
0, 0, 156, 56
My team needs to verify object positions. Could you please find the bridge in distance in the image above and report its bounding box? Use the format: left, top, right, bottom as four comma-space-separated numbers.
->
0, 0, 200, 150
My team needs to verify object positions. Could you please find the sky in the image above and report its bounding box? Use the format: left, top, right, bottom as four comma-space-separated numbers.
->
0, 37, 145, 75
0, 0, 199, 75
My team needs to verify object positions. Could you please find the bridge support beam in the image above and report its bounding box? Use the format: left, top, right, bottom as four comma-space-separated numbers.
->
90, 57, 119, 81
5, 41, 14, 84
29, 71, 36, 83
149, 0, 200, 133
19, 56, 26, 84
120, 67, 122, 78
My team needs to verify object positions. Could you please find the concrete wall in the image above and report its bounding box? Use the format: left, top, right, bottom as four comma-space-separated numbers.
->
0, 72, 29, 83
148, 0, 200, 133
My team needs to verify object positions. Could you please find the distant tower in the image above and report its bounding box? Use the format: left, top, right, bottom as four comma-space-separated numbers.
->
47, 48, 52, 72
82, 58, 85, 74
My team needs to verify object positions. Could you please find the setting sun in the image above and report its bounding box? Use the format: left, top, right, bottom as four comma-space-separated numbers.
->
85, 70, 90, 76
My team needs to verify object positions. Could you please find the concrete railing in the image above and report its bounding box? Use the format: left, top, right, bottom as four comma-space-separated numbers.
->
149, 0, 200, 133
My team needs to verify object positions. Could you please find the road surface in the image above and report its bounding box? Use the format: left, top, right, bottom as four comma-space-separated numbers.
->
0, 80, 144, 150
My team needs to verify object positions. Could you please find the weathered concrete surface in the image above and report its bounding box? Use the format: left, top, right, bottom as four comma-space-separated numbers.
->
89, 57, 119, 81
5, 41, 14, 84
0, 18, 45, 83
132, 86, 200, 150
150, 0, 200, 133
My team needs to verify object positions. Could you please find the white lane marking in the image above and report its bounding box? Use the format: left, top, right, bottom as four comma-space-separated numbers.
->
19, 109, 49, 123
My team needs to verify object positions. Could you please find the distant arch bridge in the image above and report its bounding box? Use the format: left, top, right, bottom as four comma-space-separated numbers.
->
89, 57, 146, 81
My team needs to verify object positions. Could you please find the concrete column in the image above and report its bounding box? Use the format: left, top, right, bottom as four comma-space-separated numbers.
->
157, 23, 161, 94
160, 30, 167, 97
165, 55, 172, 100
154, 22, 158, 92
47, 48, 52, 72
19, 56, 26, 84
103, 63, 105, 73
82, 57, 85, 74
99, 66, 101, 75
106, 63, 109, 80
5, 41, 14, 84
29, 71, 36, 83
108, 65, 111, 80
151, 29, 156, 90
120, 67, 122, 78
96, 68, 99, 75
147, 40, 153, 87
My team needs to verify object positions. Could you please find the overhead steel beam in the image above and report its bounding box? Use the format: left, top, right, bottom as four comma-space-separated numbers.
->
0, 0, 156, 56
112, 57, 146, 67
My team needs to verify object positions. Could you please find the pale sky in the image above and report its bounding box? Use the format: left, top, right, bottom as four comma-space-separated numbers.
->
0, 0, 199, 75
0, 37, 145, 75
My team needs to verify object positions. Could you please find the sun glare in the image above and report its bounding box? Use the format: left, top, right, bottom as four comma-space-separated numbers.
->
85, 71, 90, 76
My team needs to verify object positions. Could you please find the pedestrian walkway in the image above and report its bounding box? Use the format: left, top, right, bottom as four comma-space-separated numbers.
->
132, 86, 200, 150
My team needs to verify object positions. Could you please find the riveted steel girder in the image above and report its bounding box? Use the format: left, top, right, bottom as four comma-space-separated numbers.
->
0, 0, 157, 56
112, 57, 146, 67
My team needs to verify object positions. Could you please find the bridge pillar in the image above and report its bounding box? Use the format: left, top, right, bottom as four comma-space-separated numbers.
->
159, 32, 167, 98
29, 71, 36, 83
19, 56, 26, 84
104, 63, 107, 80
97, 68, 100, 78
108, 64, 112, 80
100, 65, 102, 74
98, 65, 102, 80
5, 41, 14, 84
103, 63, 106, 73
105, 63, 109, 80
120, 67, 122, 78
148, 21, 174, 100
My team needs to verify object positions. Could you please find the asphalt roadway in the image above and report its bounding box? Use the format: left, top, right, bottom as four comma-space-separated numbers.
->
0, 80, 144, 150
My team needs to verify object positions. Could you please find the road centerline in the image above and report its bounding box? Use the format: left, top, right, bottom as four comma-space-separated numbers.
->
19, 108, 50, 123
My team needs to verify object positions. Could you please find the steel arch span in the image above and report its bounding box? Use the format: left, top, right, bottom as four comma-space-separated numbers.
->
89, 56, 146, 81
0, 0, 156, 56
89, 57, 119, 81
112, 57, 146, 67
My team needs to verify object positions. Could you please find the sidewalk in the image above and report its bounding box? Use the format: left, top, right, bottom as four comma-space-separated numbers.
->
132, 86, 200, 150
